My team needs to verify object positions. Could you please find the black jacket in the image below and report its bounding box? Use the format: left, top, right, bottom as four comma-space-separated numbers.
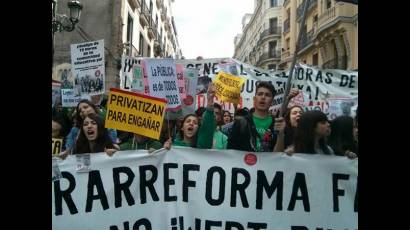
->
227, 111, 277, 152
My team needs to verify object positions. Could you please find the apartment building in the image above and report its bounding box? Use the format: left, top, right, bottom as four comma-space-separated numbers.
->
279, 0, 357, 70
53, 0, 182, 90
233, 0, 283, 70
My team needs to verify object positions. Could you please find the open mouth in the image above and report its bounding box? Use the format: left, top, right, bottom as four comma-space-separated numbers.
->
87, 130, 95, 135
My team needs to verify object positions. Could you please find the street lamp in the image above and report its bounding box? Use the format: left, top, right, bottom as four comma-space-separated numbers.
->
52, 0, 83, 75
52, 0, 83, 34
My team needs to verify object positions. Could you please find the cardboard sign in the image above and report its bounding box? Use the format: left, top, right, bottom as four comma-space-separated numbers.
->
105, 88, 167, 140
213, 71, 245, 104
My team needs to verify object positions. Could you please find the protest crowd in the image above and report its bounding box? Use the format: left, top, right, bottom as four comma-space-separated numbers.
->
52, 80, 358, 158
52, 53, 358, 229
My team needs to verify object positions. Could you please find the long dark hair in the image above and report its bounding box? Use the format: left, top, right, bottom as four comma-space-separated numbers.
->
178, 114, 199, 147
75, 99, 98, 128
328, 116, 357, 156
73, 113, 114, 154
284, 105, 304, 148
294, 110, 331, 154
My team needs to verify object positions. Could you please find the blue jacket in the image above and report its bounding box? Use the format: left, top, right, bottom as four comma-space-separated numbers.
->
65, 127, 117, 150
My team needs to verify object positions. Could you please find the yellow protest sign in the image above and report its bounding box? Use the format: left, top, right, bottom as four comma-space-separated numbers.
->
52, 138, 63, 156
105, 88, 167, 140
213, 71, 245, 104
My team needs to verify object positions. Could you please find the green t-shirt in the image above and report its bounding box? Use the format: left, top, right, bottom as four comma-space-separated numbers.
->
173, 137, 192, 147
252, 115, 273, 152
120, 138, 163, 151
212, 130, 228, 150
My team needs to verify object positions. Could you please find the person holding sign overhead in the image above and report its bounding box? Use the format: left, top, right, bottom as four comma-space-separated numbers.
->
196, 83, 228, 149
73, 113, 120, 156
283, 105, 304, 149
227, 82, 298, 152
170, 114, 200, 147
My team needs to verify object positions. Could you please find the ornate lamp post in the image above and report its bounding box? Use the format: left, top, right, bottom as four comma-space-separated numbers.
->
52, 0, 83, 67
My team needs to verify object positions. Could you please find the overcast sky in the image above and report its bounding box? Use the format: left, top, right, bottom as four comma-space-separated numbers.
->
172, 0, 254, 59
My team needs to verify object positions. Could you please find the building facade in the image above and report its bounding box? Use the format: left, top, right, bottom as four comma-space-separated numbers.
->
53, 0, 182, 90
279, 0, 357, 70
233, 0, 283, 70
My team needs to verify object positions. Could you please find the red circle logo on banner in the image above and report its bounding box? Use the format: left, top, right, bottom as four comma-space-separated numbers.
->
95, 70, 101, 77
244, 153, 257, 166
183, 95, 194, 106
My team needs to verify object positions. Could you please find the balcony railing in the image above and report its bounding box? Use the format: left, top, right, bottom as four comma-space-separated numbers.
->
165, 19, 171, 32
257, 27, 282, 46
257, 51, 281, 65
148, 20, 157, 40
139, 1, 150, 27
154, 36, 163, 57
126, 43, 139, 57
296, 0, 317, 20
283, 18, 290, 34
128, 0, 141, 10
156, 0, 162, 8
299, 28, 314, 51
281, 49, 290, 59
322, 58, 337, 69
318, 3, 357, 30
322, 55, 347, 69
161, 9, 166, 21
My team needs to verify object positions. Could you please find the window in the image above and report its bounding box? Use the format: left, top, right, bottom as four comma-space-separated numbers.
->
270, 0, 278, 7
286, 38, 290, 50
160, 28, 163, 40
139, 33, 144, 56
269, 18, 278, 33
149, 0, 153, 13
326, 0, 332, 9
155, 15, 158, 27
313, 53, 319, 66
147, 45, 151, 57
313, 14, 318, 22
126, 14, 134, 45
268, 64, 276, 70
269, 41, 277, 57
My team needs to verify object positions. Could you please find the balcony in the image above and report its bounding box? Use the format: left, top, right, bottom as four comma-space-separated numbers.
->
299, 28, 315, 51
322, 55, 347, 69
322, 58, 337, 69
283, 18, 290, 34
257, 51, 281, 66
257, 27, 282, 46
156, 0, 162, 8
154, 37, 163, 57
296, 0, 318, 21
281, 49, 290, 59
139, 1, 150, 27
148, 20, 157, 40
164, 19, 171, 32
318, 2, 357, 31
161, 5, 167, 20
128, 0, 141, 10
125, 43, 139, 57
167, 29, 172, 40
